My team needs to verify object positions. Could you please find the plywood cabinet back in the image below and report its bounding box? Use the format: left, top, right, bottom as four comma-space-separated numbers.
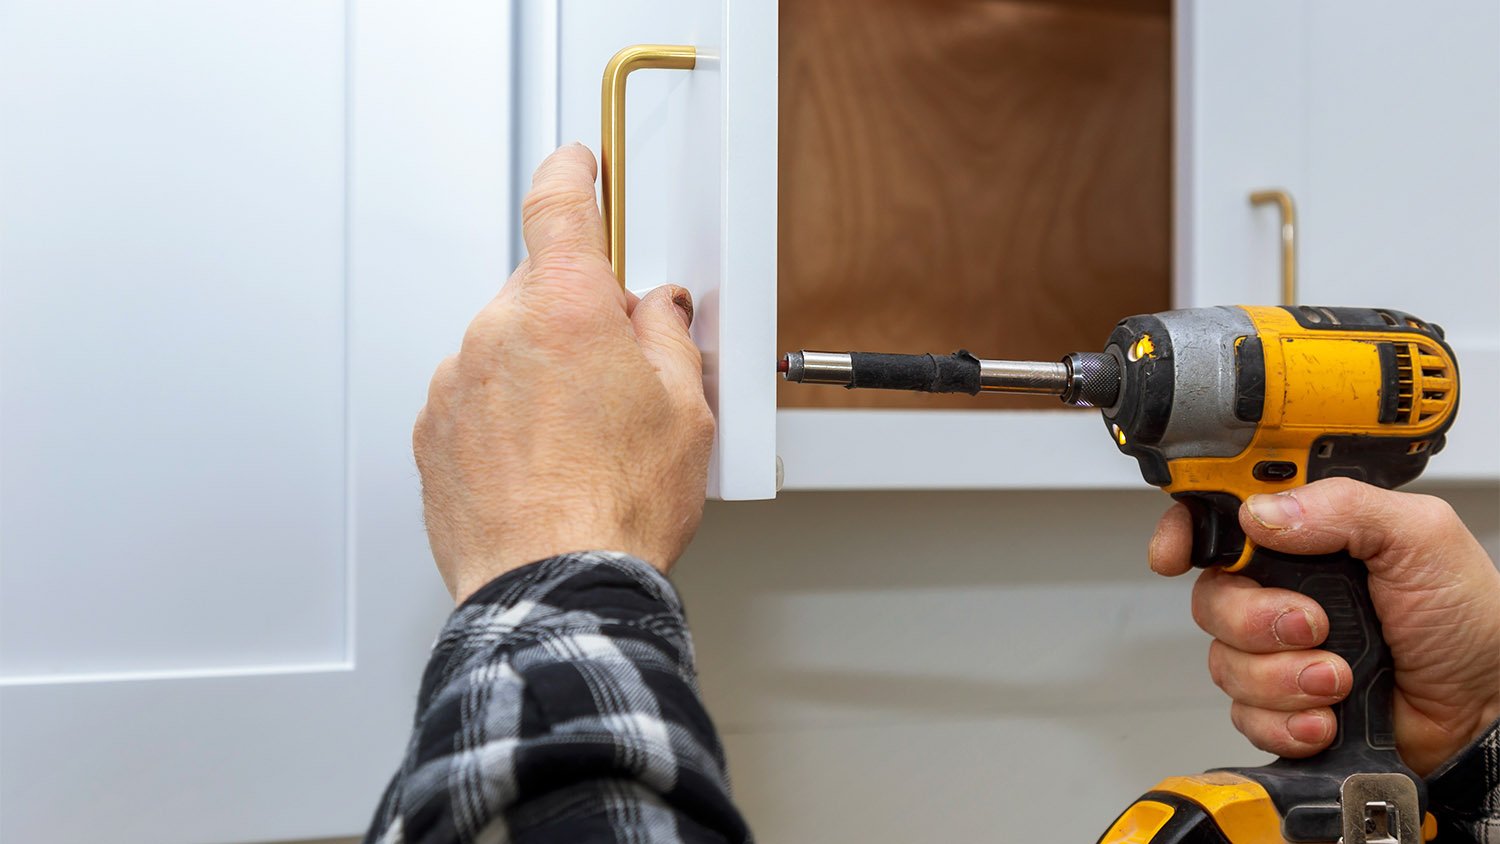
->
778, 0, 1171, 409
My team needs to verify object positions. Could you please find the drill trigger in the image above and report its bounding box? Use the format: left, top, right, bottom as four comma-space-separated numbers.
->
1172, 491, 1248, 569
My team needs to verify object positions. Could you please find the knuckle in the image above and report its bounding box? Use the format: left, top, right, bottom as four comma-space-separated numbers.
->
1238, 709, 1303, 755
1254, 729, 1293, 756
1277, 660, 1308, 697
1330, 659, 1351, 698
427, 356, 459, 400
1413, 494, 1459, 533
1189, 576, 1213, 630
1236, 596, 1272, 644
675, 326, 705, 361
1266, 728, 1302, 756
520, 257, 618, 315
1247, 605, 1284, 648
688, 402, 716, 440
1206, 644, 1232, 693
412, 410, 433, 464
522, 179, 597, 224
520, 252, 584, 287
1190, 597, 1210, 634
460, 307, 507, 356
1230, 601, 1259, 638
522, 201, 603, 253
1318, 476, 1366, 505
1310, 477, 1373, 526
636, 312, 679, 346
1228, 702, 1250, 736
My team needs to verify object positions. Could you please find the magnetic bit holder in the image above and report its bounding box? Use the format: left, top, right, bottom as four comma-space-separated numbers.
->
851, 351, 985, 394
782, 350, 1121, 407
784, 351, 984, 394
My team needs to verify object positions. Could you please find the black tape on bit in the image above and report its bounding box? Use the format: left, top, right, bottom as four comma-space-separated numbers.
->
847, 351, 982, 394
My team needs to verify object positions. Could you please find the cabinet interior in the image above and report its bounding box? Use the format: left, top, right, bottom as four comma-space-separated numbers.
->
777, 0, 1173, 409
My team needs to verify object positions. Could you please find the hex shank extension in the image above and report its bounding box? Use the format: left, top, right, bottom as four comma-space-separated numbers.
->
781, 350, 1121, 408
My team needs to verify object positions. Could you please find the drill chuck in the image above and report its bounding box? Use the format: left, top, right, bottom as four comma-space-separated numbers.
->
1060, 351, 1121, 408
780, 349, 1120, 407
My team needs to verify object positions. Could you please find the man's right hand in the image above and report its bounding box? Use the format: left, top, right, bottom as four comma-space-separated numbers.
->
1148, 477, 1500, 776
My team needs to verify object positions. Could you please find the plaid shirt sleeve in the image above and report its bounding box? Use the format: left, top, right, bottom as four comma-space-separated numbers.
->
1428, 717, 1500, 843
362, 551, 751, 844
362, 551, 1500, 844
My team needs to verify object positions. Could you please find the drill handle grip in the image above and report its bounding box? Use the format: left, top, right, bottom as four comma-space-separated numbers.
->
1226, 546, 1427, 840
1237, 546, 1399, 766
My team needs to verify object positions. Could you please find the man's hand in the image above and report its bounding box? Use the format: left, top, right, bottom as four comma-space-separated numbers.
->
414, 144, 714, 604
1149, 477, 1500, 775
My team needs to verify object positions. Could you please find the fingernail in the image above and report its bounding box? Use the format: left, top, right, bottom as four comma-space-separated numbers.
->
1248, 492, 1303, 529
1287, 710, 1332, 744
1273, 608, 1317, 647
671, 289, 694, 328
1297, 660, 1342, 697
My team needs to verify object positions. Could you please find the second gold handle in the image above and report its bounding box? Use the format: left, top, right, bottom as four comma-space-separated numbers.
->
1250, 188, 1297, 305
601, 44, 697, 287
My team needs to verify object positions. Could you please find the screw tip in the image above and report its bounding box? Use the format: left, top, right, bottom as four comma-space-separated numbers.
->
777, 357, 789, 373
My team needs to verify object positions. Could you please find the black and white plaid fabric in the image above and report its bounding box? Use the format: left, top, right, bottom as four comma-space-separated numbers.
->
363, 550, 1500, 843
363, 552, 750, 843
1430, 716, 1500, 843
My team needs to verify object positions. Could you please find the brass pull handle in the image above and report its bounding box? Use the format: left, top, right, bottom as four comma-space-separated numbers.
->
601, 44, 697, 287
1249, 188, 1298, 305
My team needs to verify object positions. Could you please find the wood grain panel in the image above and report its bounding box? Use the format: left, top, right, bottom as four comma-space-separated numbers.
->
778, 0, 1171, 409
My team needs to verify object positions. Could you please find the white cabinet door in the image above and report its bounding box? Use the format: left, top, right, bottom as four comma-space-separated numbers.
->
518, 0, 778, 500
1175, 0, 1497, 484
1175, 0, 1310, 309
0, 3, 509, 841
1301, 0, 1500, 481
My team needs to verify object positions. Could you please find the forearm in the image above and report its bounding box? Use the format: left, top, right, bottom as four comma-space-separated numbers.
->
364, 552, 750, 844
1428, 717, 1500, 843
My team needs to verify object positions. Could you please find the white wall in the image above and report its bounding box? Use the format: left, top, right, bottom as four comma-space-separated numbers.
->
676, 485, 1500, 842
274, 483, 1498, 844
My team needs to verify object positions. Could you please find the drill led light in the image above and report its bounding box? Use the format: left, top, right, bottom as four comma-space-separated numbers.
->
1128, 334, 1155, 362
1112, 423, 1127, 445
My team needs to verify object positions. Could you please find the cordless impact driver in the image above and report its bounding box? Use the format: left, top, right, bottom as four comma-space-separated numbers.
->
780, 305, 1461, 843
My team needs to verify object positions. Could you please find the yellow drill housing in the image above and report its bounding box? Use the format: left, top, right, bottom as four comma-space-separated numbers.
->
1100, 305, 1460, 570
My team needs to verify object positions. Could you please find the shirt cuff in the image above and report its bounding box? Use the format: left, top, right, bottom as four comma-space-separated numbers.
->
420, 551, 689, 704
1426, 715, 1500, 819
457, 550, 682, 616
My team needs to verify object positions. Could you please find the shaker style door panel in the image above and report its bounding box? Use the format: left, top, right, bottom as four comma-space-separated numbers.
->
0, 2, 510, 840
520, 0, 778, 500
1, 1, 348, 679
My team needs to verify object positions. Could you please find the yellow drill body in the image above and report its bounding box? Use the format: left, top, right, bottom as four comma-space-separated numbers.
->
779, 304, 1463, 843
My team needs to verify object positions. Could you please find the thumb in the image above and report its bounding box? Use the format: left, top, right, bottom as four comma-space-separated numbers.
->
1238, 477, 1467, 569
631, 285, 706, 407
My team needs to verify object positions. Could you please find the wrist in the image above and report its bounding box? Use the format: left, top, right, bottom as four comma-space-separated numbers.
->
1477, 690, 1500, 747
448, 539, 664, 605
450, 550, 674, 611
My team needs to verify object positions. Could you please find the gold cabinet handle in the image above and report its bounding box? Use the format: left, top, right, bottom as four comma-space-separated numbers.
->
601, 44, 697, 287
1249, 189, 1298, 305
